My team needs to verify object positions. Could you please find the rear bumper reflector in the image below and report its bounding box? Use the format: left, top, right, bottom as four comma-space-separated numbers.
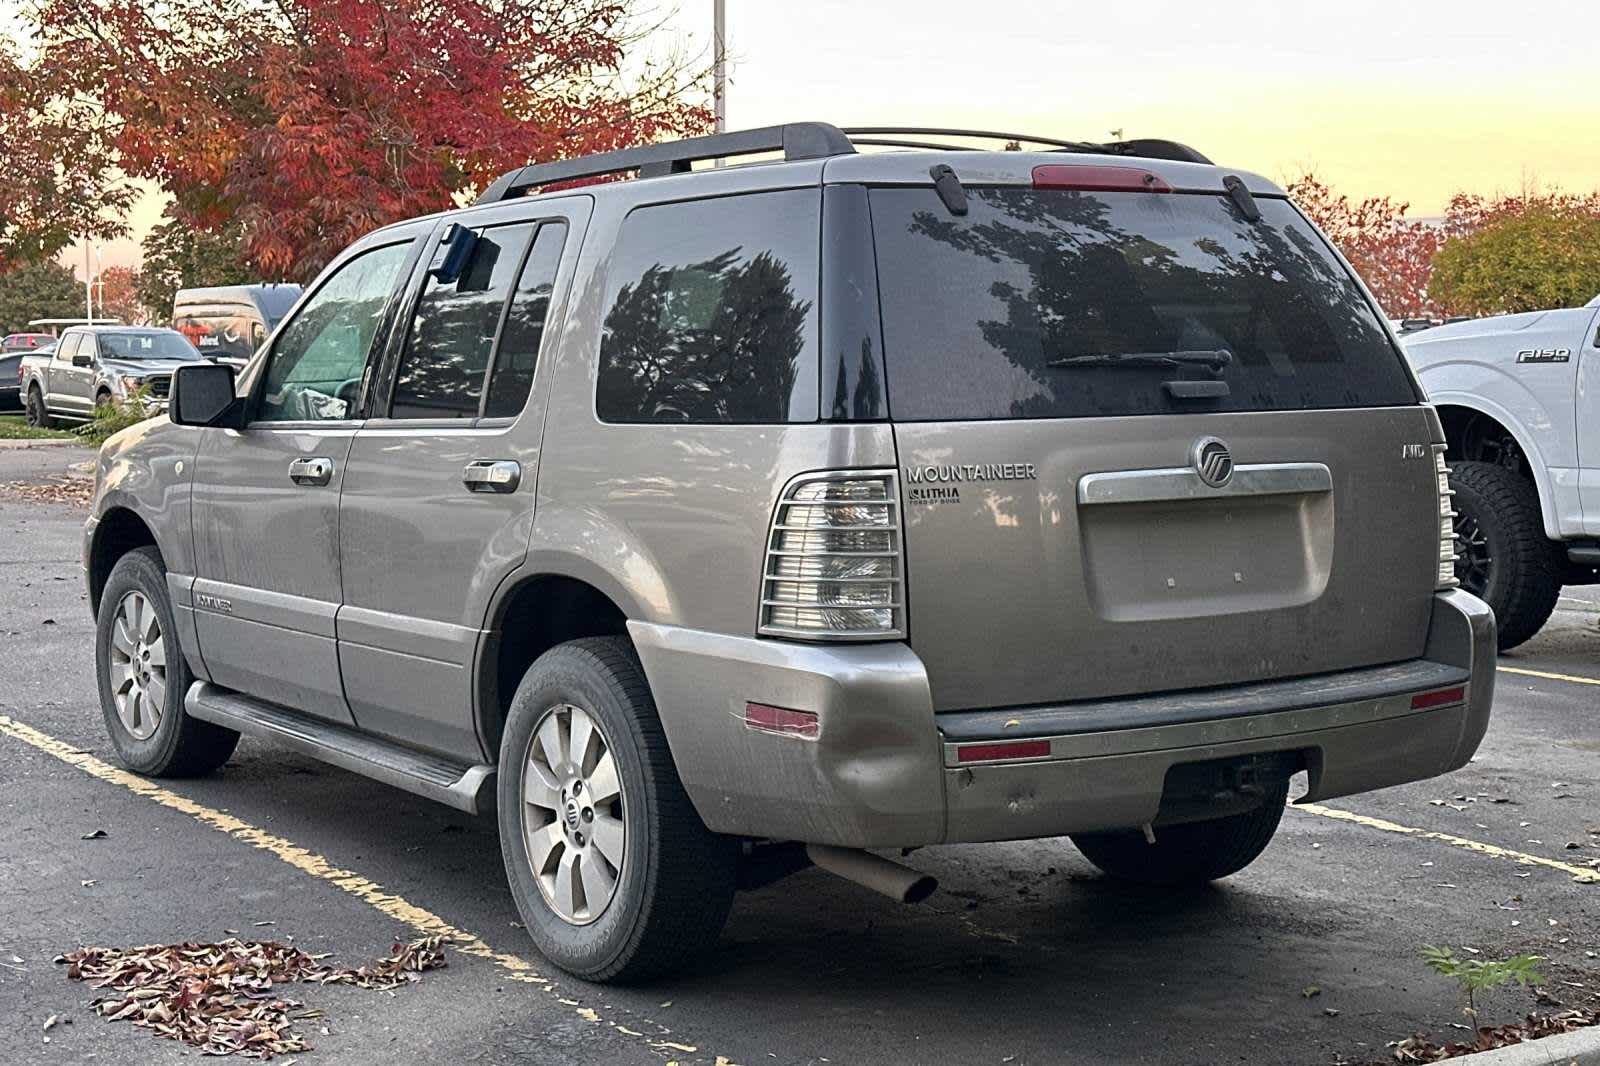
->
1410, 686, 1466, 710
956, 740, 1052, 764
745, 702, 820, 739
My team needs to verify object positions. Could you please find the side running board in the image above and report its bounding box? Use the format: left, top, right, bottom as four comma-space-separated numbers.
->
184, 682, 495, 814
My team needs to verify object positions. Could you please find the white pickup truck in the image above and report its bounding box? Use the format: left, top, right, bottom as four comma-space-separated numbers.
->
1404, 294, 1600, 648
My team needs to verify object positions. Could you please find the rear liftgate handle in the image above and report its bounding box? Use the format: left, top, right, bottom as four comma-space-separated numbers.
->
463, 460, 521, 494
288, 456, 334, 486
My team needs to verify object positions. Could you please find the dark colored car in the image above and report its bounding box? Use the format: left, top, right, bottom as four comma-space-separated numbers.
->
3, 334, 55, 408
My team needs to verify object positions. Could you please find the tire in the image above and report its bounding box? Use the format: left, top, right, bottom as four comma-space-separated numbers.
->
95, 388, 113, 412
95, 546, 239, 776
25, 385, 55, 428
497, 636, 736, 983
1070, 780, 1289, 886
1449, 461, 1561, 650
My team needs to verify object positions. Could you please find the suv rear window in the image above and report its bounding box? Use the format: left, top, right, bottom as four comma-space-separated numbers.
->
596, 189, 819, 424
869, 187, 1416, 421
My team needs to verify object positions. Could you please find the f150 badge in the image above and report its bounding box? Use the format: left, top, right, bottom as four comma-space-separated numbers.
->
1516, 347, 1571, 364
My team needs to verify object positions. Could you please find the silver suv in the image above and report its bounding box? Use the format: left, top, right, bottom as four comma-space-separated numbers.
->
84, 123, 1495, 983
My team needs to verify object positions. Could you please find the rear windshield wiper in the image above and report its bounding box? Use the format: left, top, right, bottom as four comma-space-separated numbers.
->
1045, 349, 1233, 372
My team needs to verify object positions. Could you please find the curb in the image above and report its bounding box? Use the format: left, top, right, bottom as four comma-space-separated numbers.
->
1455, 1026, 1600, 1064
0, 437, 90, 449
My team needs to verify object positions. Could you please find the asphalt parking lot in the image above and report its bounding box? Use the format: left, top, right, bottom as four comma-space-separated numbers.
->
2, 443, 1597, 1066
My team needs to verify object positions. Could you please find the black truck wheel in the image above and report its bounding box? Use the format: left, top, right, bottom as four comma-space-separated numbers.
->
1449, 461, 1561, 650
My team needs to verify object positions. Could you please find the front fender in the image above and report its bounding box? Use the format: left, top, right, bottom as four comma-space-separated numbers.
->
1421, 369, 1567, 540
90, 419, 202, 580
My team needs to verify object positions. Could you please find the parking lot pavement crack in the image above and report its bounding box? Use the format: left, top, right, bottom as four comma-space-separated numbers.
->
1294, 801, 1600, 883
0, 712, 732, 1064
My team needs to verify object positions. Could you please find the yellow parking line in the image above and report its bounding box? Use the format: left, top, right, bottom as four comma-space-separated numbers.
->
1296, 801, 1600, 884
0, 714, 721, 1063
1498, 665, 1600, 687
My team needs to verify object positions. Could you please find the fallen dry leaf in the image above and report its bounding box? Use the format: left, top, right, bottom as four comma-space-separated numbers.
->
57, 936, 447, 1059
0, 477, 93, 507
1386, 1009, 1600, 1062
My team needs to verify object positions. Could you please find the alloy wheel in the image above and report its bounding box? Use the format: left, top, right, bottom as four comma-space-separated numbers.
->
1453, 510, 1492, 595
521, 703, 626, 925
108, 590, 167, 740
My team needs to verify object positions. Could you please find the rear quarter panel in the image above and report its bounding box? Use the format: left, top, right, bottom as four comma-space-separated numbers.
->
523, 162, 879, 636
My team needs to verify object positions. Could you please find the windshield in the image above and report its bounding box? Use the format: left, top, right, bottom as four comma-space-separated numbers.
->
96, 331, 200, 361
869, 187, 1417, 420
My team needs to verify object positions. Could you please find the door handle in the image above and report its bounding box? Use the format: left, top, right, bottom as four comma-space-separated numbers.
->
463, 460, 520, 494
288, 456, 334, 486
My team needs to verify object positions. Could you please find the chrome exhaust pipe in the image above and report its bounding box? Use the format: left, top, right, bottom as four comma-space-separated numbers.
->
805, 844, 937, 903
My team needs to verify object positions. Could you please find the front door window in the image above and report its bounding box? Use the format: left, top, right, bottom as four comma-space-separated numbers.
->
256, 243, 411, 422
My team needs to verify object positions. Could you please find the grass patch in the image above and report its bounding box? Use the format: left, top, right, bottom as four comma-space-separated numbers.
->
0, 414, 78, 440
75, 388, 160, 446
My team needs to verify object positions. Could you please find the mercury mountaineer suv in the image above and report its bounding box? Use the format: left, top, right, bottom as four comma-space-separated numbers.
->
83, 123, 1496, 983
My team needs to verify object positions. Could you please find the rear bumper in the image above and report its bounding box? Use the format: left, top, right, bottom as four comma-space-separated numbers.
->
631, 588, 1495, 848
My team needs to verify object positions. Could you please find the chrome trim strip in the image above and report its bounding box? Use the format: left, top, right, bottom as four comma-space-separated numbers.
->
1077, 462, 1332, 505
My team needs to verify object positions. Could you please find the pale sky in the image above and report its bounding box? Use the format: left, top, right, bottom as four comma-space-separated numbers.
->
27, 0, 1600, 276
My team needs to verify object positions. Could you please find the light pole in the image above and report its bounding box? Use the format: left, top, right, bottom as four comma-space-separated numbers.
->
83, 241, 94, 325
713, 0, 726, 135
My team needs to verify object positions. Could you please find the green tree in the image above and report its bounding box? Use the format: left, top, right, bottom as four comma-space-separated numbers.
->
134, 210, 259, 323
0, 259, 85, 334
1430, 204, 1600, 315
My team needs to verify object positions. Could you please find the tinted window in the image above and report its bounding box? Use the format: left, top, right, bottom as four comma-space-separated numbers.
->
259, 242, 410, 422
869, 187, 1417, 420
391, 222, 535, 419
596, 189, 819, 424
97, 331, 198, 360
483, 222, 566, 419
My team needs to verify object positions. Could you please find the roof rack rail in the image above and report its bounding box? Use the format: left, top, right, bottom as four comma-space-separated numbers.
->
840, 127, 1212, 165
475, 122, 856, 205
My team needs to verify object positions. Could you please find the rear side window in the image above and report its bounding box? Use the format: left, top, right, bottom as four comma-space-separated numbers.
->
483, 222, 567, 419
55, 335, 80, 362
391, 222, 536, 419
869, 187, 1416, 421
596, 189, 819, 424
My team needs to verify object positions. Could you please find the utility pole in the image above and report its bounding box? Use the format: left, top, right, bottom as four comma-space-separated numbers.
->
713, 0, 726, 134
83, 241, 94, 325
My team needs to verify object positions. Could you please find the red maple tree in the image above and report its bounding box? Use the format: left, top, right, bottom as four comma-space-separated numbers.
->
30, 0, 710, 279
1286, 172, 1444, 319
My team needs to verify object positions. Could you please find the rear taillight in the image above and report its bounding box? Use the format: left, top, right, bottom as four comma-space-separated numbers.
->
1434, 445, 1459, 589
759, 470, 905, 640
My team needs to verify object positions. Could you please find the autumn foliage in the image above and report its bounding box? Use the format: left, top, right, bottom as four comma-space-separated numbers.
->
1289, 173, 1600, 318
25, 0, 710, 279
1285, 173, 1444, 318
0, 39, 134, 272
1430, 190, 1600, 315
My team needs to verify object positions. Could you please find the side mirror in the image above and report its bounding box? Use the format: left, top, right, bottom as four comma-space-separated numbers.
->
71, 353, 92, 367
170, 362, 242, 428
